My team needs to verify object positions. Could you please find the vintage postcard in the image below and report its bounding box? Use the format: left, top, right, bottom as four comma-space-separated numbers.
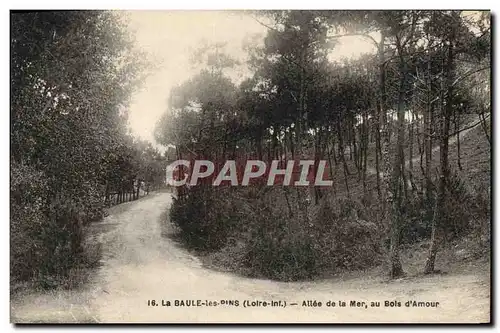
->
10, 9, 491, 324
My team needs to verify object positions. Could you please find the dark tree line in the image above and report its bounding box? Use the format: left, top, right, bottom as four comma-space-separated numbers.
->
10, 11, 165, 288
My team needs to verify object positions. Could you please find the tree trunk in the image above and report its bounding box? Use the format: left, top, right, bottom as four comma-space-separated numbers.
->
425, 41, 454, 274
351, 117, 360, 174
425, 55, 434, 203
326, 136, 337, 198
375, 100, 382, 199
362, 111, 368, 194
331, 134, 338, 166
479, 112, 491, 145
409, 116, 414, 172
337, 121, 350, 198
455, 109, 462, 170
104, 183, 110, 206
313, 128, 323, 205
389, 57, 406, 279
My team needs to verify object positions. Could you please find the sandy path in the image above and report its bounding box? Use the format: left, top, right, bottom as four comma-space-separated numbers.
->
11, 192, 490, 323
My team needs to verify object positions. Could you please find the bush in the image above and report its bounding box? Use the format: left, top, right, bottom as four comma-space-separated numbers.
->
169, 186, 239, 251
443, 173, 473, 239
238, 191, 382, 281
170, 187, 383, 281
243, 201, 319, 281
10, 161, 103, 289
311, 197, 383, 272
400, 194, 435, 244
10, 162, 49, 283
398, 172, 487, 245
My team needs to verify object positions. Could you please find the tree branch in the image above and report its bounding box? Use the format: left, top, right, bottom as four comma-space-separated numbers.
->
447, 113, 490, 138
451, 66, 490, 87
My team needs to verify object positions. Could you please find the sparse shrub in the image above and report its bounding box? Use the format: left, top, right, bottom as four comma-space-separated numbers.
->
468, 183, 490, 246
169, 186, 239, 251
243, 200, 319, 281
168, 184, 386, 280
312, 197, 382, 272
443, 172, 473, 239
400, 194, 435, 244
400, 172, 484, 245
221, 190, 381, 281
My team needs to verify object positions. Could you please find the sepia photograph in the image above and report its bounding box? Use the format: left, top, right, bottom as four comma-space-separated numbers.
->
9, 9, 491, 324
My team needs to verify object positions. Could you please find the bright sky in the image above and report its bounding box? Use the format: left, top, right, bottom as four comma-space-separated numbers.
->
126, 10, 377, 144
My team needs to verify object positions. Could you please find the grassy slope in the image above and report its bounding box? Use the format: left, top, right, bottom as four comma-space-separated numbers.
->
327, 114, 490, 199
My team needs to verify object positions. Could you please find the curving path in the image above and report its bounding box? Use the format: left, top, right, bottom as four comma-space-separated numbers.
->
11, 192, 490, 323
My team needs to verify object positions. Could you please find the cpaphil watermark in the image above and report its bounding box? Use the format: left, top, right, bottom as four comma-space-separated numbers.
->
166, 160, 333, 187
